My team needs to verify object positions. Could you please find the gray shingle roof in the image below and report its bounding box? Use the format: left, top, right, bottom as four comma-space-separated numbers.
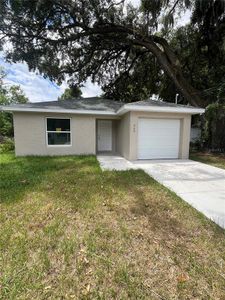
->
7, 97, 124, 112
0, 97, 204, 114
127, 99, 197, 109
7, 97, 196, 110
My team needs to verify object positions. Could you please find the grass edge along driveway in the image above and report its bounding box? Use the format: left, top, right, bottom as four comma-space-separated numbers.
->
190, 151, 225, 170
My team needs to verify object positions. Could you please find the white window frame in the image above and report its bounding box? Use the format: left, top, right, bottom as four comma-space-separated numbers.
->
46, 117, 72, 147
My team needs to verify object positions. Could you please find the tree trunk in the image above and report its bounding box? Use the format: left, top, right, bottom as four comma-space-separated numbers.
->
155, 52, 204, 107
134, 37, 205, 107
95, 25, 205, 107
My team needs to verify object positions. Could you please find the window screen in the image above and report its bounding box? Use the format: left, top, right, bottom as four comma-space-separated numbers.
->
46, 118, 71, 145
47, 118, 70, 132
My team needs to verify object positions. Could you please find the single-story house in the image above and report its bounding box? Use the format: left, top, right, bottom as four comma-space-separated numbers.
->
1, 97, 204, 159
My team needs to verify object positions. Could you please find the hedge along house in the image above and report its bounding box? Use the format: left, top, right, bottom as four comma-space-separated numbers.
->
1, 98, 204, 159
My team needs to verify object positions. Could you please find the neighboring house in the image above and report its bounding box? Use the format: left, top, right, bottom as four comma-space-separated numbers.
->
0, 98, 204, 159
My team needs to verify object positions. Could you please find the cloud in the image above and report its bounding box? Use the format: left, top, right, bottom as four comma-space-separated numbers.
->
0, 54, 103, 102
81, 79, 102, 98
0, 55, 66, 102
176, 9, 191, 27
127, 0, 140, 7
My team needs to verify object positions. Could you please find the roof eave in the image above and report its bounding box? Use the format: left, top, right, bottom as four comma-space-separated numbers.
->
0, 104, 205, 116
0, 106, 117, 115
117, 105, 205, 115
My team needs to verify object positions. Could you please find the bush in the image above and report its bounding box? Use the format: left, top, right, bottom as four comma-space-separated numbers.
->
0, 138, 15, 153
204, 103, 225, 152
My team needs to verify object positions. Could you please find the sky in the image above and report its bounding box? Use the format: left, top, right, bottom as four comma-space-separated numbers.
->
0, 0, 191, 103
0, 56, 102, 102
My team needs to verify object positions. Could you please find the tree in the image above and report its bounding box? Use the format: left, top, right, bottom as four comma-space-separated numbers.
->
154, 23, 225, 104
104, 1, 225, 103
102, 51, 160, 102
0, 68, 28, 137
58, 85, 82, 101
0, 0, 224, 107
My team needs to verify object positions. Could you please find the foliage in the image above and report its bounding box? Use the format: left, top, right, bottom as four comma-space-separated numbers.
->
0, 68, 28, 137
0, 138, 14, 153
58, 85, 82, 101
109, 0, 225, 104
217, 80, 225, 102
204, 103, 225, 151
103, 52, 160, 102
158, 0, 225, 104
116, 0, 225, 105
2, 0, 225, 106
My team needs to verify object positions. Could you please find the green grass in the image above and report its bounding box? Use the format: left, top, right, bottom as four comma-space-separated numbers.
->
0, 153, 225, 299
190, 151, 225, 170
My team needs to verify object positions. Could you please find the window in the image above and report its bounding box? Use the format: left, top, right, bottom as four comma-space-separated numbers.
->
46, 118, 71, 146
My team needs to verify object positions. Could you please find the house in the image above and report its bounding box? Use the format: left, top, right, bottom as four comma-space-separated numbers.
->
1, 97, 204, 159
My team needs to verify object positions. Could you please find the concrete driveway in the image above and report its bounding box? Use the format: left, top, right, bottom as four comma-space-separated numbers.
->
97, 155, 225, 229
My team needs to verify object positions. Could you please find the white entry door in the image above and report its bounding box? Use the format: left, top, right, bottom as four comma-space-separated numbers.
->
138, 118, 180, 159
97, 120, 112, 151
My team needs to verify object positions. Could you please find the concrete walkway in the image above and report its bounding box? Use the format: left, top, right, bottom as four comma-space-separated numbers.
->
97, 155, 225, 229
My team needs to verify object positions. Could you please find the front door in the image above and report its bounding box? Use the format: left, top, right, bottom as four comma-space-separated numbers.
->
97, 120, 112, 152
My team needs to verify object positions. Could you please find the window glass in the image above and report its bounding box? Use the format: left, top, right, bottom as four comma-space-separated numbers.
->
46, 118, 71, 145
47, 118, 70, 132
47, 133, 71, 145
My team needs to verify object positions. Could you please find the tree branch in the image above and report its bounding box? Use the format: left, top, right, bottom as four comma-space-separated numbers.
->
168, 0, 180, 16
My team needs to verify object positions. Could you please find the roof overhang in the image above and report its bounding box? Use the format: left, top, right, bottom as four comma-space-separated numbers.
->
0, 106, 117, 115
0, 105, 205, 115
117, 105, 205, 115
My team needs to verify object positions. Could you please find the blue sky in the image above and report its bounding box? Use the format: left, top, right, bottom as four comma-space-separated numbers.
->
0, 0, 190, 103
0, 55, 102, 102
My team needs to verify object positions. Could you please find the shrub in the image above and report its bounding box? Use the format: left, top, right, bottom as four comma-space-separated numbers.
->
0, 138, 15, 153
205, 103, 225, 152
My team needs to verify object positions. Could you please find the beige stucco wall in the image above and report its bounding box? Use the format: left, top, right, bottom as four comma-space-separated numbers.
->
117, 111, 192, 160
13, 112, 96, 156
116, 113, 130, 159
13, 111, 192, 159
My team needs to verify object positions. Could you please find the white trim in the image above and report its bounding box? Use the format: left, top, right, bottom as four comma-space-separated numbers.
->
117, 105, 205, 115
46, 117, 72, 147
1, 106, 116, 115
0, 104, 205, 116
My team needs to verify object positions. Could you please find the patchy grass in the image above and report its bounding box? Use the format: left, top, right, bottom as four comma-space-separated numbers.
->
190, 151, 225, 170
0, 153, 225, 299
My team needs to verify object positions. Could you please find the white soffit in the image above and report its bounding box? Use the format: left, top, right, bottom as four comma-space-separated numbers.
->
117, 105, 205, 115
0, 105, 205, 115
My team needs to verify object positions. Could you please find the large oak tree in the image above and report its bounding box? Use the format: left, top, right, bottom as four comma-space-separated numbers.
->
0, 0, 224, 107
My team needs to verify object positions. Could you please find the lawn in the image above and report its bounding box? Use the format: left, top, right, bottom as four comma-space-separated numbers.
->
0, 153, 225, 299
190, 152, 225, 170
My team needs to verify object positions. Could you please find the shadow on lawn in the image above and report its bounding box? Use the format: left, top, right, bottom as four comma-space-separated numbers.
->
0, 154, 99, 204
1, 153, 224, 253
0, 153, 151, 207
2, 153, 223, 239
130, 175, 225, 240
0, 154, 151, 209
42, 165, 153, 211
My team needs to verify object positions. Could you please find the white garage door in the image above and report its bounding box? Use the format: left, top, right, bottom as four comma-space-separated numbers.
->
138, 118, 180, 159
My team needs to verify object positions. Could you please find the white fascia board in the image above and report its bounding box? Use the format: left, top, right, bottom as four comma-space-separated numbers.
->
117, 105, 205, 115
0, 104, 205, 116
0, 106, 117, 116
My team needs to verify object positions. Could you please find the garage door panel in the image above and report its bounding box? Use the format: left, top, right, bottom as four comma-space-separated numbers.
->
138, 118, 180, 159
